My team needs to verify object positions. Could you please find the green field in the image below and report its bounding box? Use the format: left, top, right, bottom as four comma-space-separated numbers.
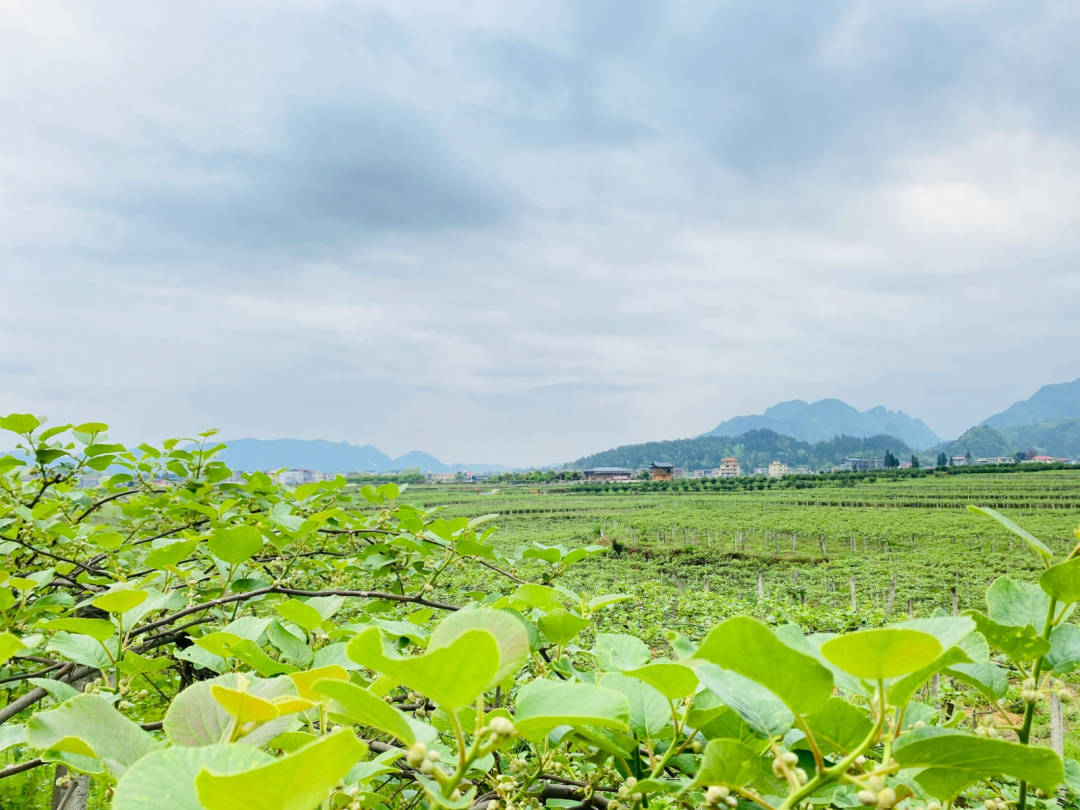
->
406, 470, 1080, 639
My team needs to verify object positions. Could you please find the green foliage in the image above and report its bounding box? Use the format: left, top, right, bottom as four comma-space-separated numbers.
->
0, 416, 1076, 809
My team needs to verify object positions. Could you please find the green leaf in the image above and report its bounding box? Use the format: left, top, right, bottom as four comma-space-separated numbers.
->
599, 672, 670, 739
1045, 623, 1080, 674
690, 738, 767, 789
694, 663, 794, 738
92, 589, 149, 616
893, 726, 1064, 800
967, 506, 1053, 563
969, 612, 1051, 662
113, 743, 272, 810
0, 631, 27, 665
538, 609, 589, 645
208, 525, 263, 564
347, 626, 498, 709
26, 694, 160, 777
312, 679, 415, 745
145, 540, 197, 570
46, 632, 113, 669
595, 633, 651, 671
821, 628, 942, 681
164, 674, 297, 747
694, 616, 833, 714
0, 413, 41, 434
513, 680, 630, 738
625, 661, 699, 700
274, 600, 323, 633
946, 662, 1009, 700
802, 698, 873, 756
1040, 557, 1080, 603
986, 577, 1052, 628
43, 618, 115, 642
196, 729, 366, 810
428, 608, 529, 686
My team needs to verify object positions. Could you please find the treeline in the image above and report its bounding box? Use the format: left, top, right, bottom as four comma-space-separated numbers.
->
570, 428, 913, 472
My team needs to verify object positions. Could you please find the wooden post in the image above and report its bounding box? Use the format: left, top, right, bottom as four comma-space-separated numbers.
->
849, 578, 857, 611
951, 586, 959, 616
704, 575, 711, 594
907, 598, 914, 618
1050, 691, 1065, 761
757, 571, 765, 600
886, 573, 897, 617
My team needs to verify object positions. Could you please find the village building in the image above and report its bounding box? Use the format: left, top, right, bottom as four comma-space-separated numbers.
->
716, 457, 741, 478
648, 462, 675, 481
583, 467, 634, 482
767, 460, 788, 478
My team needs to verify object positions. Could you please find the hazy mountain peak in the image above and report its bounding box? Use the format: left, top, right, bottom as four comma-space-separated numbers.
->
703, 398, 941, 449
981, 378, 1080, 428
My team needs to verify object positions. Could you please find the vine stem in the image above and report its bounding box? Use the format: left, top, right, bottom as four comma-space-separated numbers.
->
1016, 595, 1058, 810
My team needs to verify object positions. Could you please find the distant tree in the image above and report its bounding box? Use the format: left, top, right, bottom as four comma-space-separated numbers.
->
937, 452, 948, 468
1015, 451, 1027, 463
965, 451, 972, 463
883, 451, 899, 468
910, 455, 920, 468
947, 456, 954, 467
636, 470, 650, 480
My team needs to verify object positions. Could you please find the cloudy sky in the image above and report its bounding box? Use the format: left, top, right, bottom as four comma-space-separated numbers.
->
2, 2, 1079, 465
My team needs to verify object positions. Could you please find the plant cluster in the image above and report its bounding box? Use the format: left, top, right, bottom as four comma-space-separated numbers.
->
0, 414, 1077, 809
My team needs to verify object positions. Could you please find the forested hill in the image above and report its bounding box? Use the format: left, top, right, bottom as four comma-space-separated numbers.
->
570, 429, 912, 472
927, 418, 1080, 460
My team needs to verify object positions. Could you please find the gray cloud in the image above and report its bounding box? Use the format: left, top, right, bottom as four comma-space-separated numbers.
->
1, 1, 1079, 464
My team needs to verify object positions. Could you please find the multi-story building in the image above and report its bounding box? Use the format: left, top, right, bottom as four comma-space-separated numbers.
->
716, 457, 741, 478
767, 460, 788, 478
648, 462, 675, 481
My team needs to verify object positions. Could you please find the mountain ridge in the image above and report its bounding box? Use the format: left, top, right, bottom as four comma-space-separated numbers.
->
217, 438, 505, 474
702, 398, 941, 449
981, 378, 1080, 429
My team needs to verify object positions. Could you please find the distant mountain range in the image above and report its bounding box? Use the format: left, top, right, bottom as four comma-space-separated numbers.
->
703, 398, 941, 449
981, 378, 1080, 429
568, 377, 1080, 470
217, 438, 504, 474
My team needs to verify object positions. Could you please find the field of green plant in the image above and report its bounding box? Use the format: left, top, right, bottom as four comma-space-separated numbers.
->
1, 420, 1078, 810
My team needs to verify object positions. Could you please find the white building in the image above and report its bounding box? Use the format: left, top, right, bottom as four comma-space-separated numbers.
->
767, 460, 788, 478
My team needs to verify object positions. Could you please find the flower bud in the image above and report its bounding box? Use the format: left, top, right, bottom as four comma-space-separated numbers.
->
857, 790, 878, 806
488, 716, 515, 737
876, 787, 896, 809
705, 786, 726, 805
405, 742, 428, 768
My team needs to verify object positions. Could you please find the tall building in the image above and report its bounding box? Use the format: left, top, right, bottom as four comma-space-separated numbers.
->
768, 460, 788, 478
716, 457, 741, 478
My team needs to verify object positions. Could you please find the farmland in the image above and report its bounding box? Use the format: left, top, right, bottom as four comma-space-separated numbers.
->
406, 470, 1080, 638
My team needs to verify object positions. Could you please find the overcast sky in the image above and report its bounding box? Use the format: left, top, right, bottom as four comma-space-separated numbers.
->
2, 2, 1079, 465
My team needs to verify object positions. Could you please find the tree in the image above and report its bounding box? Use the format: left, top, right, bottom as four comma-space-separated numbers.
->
883, 450, 899, 468
937, 451, 948, 467
910, 454, 920, 468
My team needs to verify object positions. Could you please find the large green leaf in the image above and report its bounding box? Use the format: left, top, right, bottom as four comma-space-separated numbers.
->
196, 728, 366, 810
694, 616, 833, 714
163, 674, 296, 747
43, 618, 115, 641
1040, 558, 1080, 604
312, 679, 415, 745
26, 694, 160, 777
801, 697, 873, 756
595, 633, 651, 671
513, 680, 630, 738
822, 628, 941, 681
274, 600, 323, 633
946, 662, 1009, 700
969, 612, 1051, 662
0, 631, 26, 665
347, 626, 498, 709
599, 672, 670, 739
625, 661, 699, 700
428, 608, 529, 686
893, 727, 1064, 800
690, 738, 767, 789
967, 506, 1053, 563
538, 609, 589, 645
694, 664, 794, 738
985, 577, 1052, 629
1045, 623, 1080, 674
113, 744, 272, 810
208, 525, 263, 565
